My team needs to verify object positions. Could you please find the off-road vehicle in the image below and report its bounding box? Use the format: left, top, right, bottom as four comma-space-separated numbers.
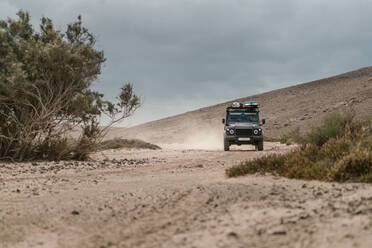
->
222, 101, 265, 151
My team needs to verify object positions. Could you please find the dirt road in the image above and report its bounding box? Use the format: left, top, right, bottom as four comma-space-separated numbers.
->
1, 143, 372, 248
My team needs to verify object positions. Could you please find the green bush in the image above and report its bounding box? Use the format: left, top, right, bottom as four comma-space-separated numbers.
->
35, 138, 72, 161
279, 112, 354, 146
280, 127, 303, 145
0, 10, 140, 161
226, 112, 372, 183
305, 111, 354, 146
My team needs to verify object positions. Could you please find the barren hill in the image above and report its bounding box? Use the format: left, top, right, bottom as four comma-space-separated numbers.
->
108, 67, 372, 147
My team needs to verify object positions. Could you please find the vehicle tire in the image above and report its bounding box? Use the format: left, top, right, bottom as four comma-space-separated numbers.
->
224, 139, 230, 151
257, 141, 264, 151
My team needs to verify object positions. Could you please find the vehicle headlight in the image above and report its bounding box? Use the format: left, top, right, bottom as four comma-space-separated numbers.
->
226, 128, 235, 135
253, 129, 259, 135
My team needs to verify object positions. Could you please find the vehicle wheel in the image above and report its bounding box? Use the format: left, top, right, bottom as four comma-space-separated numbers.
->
257, 141, 264, 151
224, 139, 230, 151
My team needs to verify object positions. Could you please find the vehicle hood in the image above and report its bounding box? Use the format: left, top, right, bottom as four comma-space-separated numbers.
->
227, 123, 259, 128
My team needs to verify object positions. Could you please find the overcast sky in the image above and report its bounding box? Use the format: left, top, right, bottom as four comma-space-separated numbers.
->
1, 0, 372, 126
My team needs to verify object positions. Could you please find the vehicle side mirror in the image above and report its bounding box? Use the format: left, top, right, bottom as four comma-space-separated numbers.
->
222, 118, 225, 124
262, 119, 266, 125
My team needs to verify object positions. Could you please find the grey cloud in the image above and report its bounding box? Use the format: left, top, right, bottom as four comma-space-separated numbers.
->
1, 0, 372, 125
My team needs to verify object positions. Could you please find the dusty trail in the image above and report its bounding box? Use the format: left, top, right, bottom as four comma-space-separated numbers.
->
0, 143, 372, 248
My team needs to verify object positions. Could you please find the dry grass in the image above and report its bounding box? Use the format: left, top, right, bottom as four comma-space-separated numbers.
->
100, 138, 161, 150
227, 112, 372, 183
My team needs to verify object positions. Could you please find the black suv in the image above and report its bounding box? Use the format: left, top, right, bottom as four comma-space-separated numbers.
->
222, 102, 265, 151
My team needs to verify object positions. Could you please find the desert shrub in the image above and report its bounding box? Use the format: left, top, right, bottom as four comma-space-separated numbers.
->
226, 153, 287, 177
100, 138, 161, 150
279, 127, 303, 145
330, 149, 372, 182
0, 11, 140, 161
35, 138, 72, 161
304, 111, 354, 146
226, 113, 372, 183
72, 137, 95, 161
322, 137, 352, 161
279, 112, 354, 146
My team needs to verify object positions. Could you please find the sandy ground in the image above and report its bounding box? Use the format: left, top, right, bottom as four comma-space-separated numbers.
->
1, 143, 372, 248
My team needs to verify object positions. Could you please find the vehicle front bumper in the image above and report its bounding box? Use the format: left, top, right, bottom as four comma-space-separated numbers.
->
224, 134, 263, 145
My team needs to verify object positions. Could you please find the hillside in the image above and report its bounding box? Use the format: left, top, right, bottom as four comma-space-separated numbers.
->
107, 67, 372, 147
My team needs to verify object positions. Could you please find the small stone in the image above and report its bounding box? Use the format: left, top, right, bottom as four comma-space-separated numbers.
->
272, 230, 287, 235
227, 231, 239, 238
270, 227, 287, 235
344, 234, 354, 239
257, 228, 265, 236
71, 210, 80, 215
333, 212, 341, 218
299, 213, 310, 219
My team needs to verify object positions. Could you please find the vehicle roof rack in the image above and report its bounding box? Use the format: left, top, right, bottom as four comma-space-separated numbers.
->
244, 101, 259, 107
231, 102, 243, 108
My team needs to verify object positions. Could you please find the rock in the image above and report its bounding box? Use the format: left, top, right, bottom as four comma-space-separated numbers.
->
227, 231, 239, 238
333, 192, 343, 198
333, 212, 341, 218
299, 213, 310, 219
257, 228, 265, 236
71, 210, 80, 215
270, 227, 287, 235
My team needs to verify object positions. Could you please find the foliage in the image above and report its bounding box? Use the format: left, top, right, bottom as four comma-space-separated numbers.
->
279, 127, 303, 145
0, 10, 140, 161
100, 138, 161, 150
226, 113, 372, 183
304, 111, 354, 146
279, 112, 354, 146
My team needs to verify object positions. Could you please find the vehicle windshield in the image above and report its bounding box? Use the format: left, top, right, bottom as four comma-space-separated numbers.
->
227, 112, 259, 124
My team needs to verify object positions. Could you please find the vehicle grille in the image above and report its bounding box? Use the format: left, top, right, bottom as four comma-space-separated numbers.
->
235, 129, 253, 136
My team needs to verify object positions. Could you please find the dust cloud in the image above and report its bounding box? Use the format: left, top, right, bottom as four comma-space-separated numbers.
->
111, 115, 226, 150
155, 117, 224, 150
161, 126, 223, 150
